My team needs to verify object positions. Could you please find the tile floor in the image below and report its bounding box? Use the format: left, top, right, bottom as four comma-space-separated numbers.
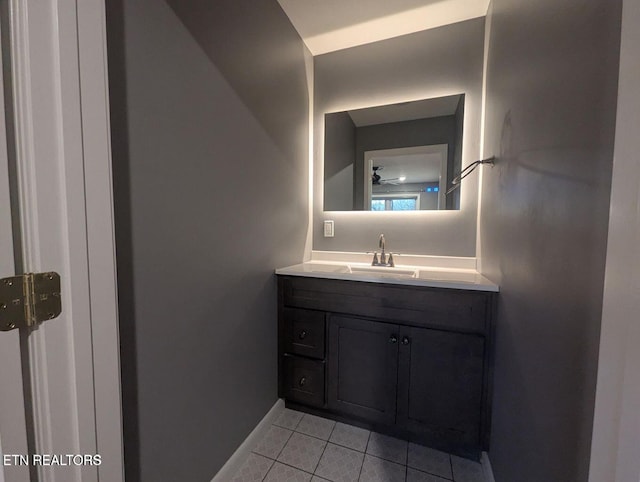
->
231, 409, 485, 482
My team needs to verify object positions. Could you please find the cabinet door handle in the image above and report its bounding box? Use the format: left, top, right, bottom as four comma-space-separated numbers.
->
389, 335, 398, 344
299, 330, 307, 340
402, 336, 411, 346
299, 377, 306, 387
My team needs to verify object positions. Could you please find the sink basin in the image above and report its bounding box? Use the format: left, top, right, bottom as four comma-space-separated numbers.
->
299, 263, 351, 274
348, 265, 418, 278
292, 262, 418, 279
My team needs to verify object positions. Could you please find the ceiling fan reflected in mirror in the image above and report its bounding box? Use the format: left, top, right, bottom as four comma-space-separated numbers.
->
372, 166, 404, 185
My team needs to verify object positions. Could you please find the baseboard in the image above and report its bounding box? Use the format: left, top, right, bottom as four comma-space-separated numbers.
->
481, 451, 496, 482
210, 399, 285, 482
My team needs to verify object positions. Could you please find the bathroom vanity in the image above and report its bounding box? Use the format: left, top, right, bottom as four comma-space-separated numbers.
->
276, 261, 498, 460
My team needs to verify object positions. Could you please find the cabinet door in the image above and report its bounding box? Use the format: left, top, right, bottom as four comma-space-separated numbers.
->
397, 326, 485, 450
328, 315, 399, 425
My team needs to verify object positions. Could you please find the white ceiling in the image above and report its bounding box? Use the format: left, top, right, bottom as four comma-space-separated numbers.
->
277, 0, 490, 55
348, 95, 462, 127
373, 153, 443, 184
368, 145, 448, 184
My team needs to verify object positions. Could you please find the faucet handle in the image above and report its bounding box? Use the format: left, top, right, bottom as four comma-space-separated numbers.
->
369, 252, 380, 266
387, 253, 395, 267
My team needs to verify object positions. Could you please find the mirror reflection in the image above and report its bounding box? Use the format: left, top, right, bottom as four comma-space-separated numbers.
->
323, 94, 464, 211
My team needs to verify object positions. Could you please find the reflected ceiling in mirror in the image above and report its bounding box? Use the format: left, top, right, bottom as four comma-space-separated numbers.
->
323, 94, 464, 212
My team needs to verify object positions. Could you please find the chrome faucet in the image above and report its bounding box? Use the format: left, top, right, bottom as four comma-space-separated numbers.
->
371, 234, 394, 267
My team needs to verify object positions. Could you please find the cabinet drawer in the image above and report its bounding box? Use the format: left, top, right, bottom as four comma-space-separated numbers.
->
280, 276, 491, 334
283, 355, 325, 407
283, 308, 325, 359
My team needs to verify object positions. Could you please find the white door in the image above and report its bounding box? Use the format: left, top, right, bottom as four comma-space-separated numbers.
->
0, 1, 123, 481
589, 0, 640, 480
0, 19, 29, 477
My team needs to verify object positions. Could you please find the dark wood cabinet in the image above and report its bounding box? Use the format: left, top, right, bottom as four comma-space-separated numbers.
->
396, 327, 485, 451
277, 275, 496, 459
283, 307, 325, 359
283, 355, 325, 407
327, 315, 399, 425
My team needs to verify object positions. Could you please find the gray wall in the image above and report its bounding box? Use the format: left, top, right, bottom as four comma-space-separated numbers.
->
313, 18, 484, 256
106, 1, 309, 480
478, 0, 622, 480
324, 112, 356, 210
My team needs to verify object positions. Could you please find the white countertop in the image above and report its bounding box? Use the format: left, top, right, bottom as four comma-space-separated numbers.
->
275, 261, 499, 292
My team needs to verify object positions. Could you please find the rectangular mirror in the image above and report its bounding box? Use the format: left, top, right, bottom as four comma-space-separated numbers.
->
323, 94, 464, 211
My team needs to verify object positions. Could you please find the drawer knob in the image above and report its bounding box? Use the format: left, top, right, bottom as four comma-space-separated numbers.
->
389, 335, 398, 344
402, 336, 411, 346
299, 330, 307, 340
299, 377, 306, 387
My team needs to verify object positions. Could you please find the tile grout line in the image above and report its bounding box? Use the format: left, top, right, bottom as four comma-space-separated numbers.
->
257, 423, 295, 482
295, 426, 370, 454
253, 423, 327, 479
405, 441, 409, 482
365, 434, 409, 467
292, 412, 304, 431
449, 453, 454, 482
255, 410, 304, 481
261, 445, 454, 480
404, 444, 455, 481
262, 457, 276, 482
264, 459, 318, 479
265, 412, 463, 482
357, 430, 372, 481
324, 440, 366, 453
273, 425, 295, 460
311, 419, 337, 476
265, 414, 371, 480
272, 410, 304, 432
293, 427, 342, 443
407, 466, 455, 482
238, 452, 275, 482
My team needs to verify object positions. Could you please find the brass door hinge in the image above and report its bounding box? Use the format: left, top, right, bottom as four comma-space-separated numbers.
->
0, 272, 61, 332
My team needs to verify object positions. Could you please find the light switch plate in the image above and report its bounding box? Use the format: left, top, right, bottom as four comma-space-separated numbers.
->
323, 220, 334, 237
